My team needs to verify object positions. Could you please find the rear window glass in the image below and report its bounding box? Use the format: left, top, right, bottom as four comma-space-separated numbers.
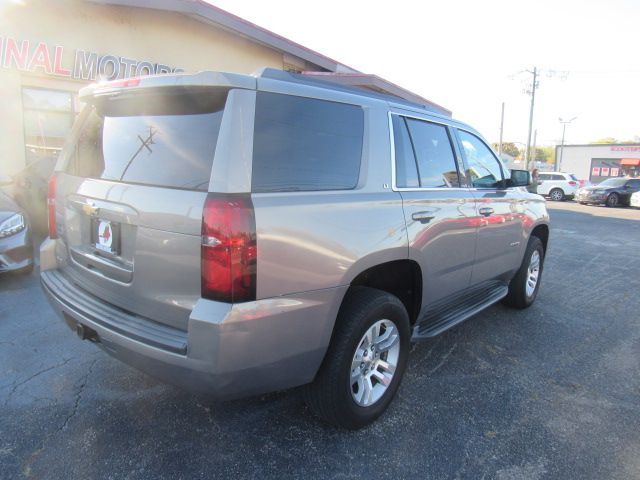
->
252, 92, 364, 192
67, 90, 226, 191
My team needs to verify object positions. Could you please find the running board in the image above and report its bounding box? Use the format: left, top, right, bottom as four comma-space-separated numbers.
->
412, 281, 509, 340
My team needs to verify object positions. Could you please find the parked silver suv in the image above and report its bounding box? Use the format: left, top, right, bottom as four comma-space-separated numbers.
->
40, 69, 550, 429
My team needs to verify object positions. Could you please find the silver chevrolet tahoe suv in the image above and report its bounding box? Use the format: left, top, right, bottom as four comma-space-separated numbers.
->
41, 68, 549, 429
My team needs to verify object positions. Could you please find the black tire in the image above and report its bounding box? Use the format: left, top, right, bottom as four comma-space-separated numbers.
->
305, 287, 410, 429
606, 193, 619, 208
549, 188, 564, 201
502, 236, 544, 309
579, 202, 587, 205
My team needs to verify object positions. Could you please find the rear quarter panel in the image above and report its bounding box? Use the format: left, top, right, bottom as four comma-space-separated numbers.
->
250, 91, 408, 299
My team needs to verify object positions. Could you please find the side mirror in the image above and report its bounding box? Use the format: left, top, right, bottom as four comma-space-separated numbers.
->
0, 174, 13, 187
509, 169, 531, 187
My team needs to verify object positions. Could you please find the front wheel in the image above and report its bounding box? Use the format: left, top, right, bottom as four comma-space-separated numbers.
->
606, 193, 619, 208
305, 287, 410, 429
503, 236, 545, 309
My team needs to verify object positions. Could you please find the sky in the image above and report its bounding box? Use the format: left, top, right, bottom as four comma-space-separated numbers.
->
208, 0, 640, 147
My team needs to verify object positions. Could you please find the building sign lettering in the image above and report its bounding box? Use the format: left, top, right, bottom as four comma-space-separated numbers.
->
611, 146, 640, 152
0, 37, 182, 81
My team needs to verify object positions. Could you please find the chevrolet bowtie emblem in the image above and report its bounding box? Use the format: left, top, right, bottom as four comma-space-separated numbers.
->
82, 201, 99, 217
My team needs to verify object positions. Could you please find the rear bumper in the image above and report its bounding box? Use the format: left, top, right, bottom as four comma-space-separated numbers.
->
0, 226, 33, 272
41, 267, 346, 399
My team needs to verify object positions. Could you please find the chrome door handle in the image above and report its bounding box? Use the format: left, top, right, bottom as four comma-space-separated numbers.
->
412, 212, 435, 224
478, 207, 494, 217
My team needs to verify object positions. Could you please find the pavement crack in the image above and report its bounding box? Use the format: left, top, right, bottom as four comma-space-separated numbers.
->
20, 357, 98, 477
428, 342, 457, 376
58, 358, 98, 432
2, 358, 73, 407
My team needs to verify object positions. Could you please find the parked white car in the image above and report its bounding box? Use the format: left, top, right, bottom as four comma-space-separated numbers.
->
631, 190, 640, 208
537, 172, 579, 201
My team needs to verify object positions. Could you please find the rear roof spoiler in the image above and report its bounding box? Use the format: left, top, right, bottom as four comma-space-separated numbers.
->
79, 71, 256, 100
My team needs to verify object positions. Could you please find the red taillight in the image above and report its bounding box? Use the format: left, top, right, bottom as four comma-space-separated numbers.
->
47, 173, 58, 239
568, 181, 577, 186
201, 193, 257, 303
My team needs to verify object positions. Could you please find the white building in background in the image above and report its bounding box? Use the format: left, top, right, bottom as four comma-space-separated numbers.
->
555, 144, 640, 181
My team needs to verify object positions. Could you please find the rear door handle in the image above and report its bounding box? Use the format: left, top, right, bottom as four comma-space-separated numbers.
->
412, 211, 435, 224
478, 207, 494, 217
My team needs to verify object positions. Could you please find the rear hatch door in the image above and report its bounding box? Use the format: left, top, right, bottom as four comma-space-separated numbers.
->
57, 86, 228, 331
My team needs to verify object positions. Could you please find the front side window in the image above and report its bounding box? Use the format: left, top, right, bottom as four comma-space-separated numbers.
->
458, 130, 504, 188
252, 92, 364, 192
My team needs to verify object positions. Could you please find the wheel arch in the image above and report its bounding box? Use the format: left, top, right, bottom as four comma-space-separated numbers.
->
347, 259, 423, 326
530, 223, 549, 253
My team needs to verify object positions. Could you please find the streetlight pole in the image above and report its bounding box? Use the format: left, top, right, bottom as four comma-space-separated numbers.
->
558, 117, 577, 172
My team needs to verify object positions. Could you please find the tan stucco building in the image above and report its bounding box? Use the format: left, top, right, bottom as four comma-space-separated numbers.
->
0, 0, 448, 177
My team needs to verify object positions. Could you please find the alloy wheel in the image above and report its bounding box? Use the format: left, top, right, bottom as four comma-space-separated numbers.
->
350, 319, 400, 407
525, 250, 541, 298
550, 189, 564, 201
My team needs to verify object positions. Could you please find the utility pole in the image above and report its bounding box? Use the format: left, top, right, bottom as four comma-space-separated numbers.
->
558, 117, 577, 172
532, 129, 537, 168
498, 102, 505, 157
524, 67, 539, 170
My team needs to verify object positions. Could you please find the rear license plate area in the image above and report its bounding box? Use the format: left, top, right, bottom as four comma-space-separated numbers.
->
91, 218, 121, 256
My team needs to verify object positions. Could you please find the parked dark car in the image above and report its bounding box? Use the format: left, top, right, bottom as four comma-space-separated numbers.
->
0, 176, 34, 274
575, 177, 640, 207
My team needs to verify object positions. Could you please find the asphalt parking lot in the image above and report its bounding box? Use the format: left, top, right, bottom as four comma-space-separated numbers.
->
1, 202, 639, 480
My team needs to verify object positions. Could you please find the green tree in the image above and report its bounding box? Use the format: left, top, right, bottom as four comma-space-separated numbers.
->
536, 146, 555, 165
591, 137, 619, 144
491, 142, 520, 158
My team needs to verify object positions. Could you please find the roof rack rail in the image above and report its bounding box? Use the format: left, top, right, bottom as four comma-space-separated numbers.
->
254, 68, 451, 117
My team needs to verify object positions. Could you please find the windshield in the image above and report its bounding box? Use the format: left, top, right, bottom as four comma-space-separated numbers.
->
597, 178, 626, 188
66, 89, 227, 191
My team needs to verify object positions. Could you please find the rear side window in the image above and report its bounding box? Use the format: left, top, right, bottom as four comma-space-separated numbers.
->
67, 90, 226, 191
393, 115, 460, 188
252, 92, 363, 192
392, 116, 419, 188
405, 118, 460, 187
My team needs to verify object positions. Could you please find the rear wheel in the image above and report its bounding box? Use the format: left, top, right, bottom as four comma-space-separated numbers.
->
606, 193, 619, 208
305, 287, 410, 429
549, 188, 564, 201
503, 236, 544, 309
